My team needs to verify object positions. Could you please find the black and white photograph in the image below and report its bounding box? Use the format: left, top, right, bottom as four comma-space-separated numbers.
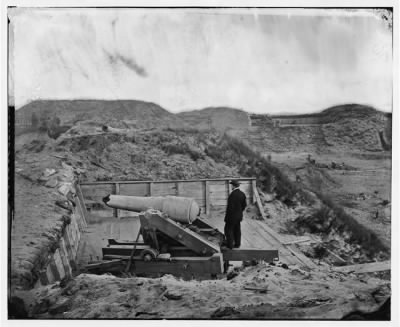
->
4, 1, 398, 322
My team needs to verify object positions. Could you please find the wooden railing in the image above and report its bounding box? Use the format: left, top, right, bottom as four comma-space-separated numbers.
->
80, 177, 257, 218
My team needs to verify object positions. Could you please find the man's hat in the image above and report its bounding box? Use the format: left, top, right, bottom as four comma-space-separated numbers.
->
230, 180, 241, 187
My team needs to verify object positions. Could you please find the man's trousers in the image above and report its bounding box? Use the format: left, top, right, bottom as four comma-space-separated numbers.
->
224, 221, 241, 249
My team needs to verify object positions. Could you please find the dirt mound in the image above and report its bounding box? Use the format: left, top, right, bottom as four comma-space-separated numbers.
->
178, 107, 249, 132
320, 104, 383, 122
16, 99, 186, 128
241, 104, 389, 153
15, 128, 240, 183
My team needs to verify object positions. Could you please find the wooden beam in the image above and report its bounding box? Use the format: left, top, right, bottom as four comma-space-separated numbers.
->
251, 180, 257, 204
132, 253, 224, 276
108, 239, 146, 246
114, 183, 120, 218
145, 212, 220, 256
285, 245, 318, 269
148, 182, 153, 196
102, 254, 224, 277
102, 245, 151, 257
48, 256, 61, 281
253, 184, 267, 220
205, 181, 210, 216
103, 254, 142, 261
80, 177, 257, 186
85, 259, 124, 270
282, 236, 312, 245
75, 184, 89, 227
325, 248, 347, 264
175, 182, 181, 196
222, 249, 278, 262
75, 199, 86, 229
333, 261, 391, 274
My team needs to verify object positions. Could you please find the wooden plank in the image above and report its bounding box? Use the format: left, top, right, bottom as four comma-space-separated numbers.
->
248, 219, 311, 267
286, 245, 318, 268
149, 182, 153, 196
209, 188, 228, 197
110, 223, 120, 240
222, 249, 278, 262
251, 217, 283, 244
210, 199, 228, 206
80, 177, 257, 186
176, 182, 181, 196
179, 181, 204, 197
253, 184, 267, 220
102, 246, 150, 257
48, 256, 61, 281
192, 217, 220, 231
119, 183, 148, 196
151, 183, 176, 196
238, 181, 252, 192
145, 212, 220, 256
62, 228, 77, 270
242, 190, 253, 199
103, 254, 142, 261
192, 199, 206, 206
205, 181, 210, 216
209, 195, 229, 201
114, 183, 120, 218
132, 253, 224, 275
333, 261, 391, 274
251, 180, 257, 204
282, 236, 312, 245
241, 219, 276, 249
324, 248, 347, 264
59, 238, 73, 278
76, 184, 89, 226
85, 259, 125, 270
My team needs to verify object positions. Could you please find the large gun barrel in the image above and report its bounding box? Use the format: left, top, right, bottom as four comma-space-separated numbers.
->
103, 194, 200, 224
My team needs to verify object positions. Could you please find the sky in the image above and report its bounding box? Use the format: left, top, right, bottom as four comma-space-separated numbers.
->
8, 8, 393, 114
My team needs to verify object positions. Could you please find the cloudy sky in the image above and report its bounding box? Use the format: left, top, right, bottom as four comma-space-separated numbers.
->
9, 8, 392, 113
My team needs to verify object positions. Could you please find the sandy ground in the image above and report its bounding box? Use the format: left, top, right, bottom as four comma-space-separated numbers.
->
25, 263, 389, 319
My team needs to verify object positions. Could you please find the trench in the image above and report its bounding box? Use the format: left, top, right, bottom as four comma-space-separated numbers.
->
32, 181, 390, 286
30, 192, 88, 288
284, 201, 390, 270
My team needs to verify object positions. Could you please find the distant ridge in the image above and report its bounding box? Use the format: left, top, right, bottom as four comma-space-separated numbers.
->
15, 100, 389, 135
15, 99, 185, 128
177, 106, 249, 130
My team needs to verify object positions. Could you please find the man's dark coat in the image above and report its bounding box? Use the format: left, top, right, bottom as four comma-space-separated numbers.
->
224, 188, 247, 224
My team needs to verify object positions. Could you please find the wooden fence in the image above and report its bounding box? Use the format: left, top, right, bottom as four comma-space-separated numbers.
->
80, 178, 257, 218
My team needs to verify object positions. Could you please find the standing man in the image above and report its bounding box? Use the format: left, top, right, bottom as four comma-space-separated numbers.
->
224, 180, 247, 249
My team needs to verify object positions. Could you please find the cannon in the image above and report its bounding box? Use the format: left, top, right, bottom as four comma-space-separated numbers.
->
85, 195, 279, 279
103, 194, 200, 224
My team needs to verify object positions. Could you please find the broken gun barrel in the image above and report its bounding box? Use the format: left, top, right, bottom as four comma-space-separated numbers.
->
103, 194, 200, 224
